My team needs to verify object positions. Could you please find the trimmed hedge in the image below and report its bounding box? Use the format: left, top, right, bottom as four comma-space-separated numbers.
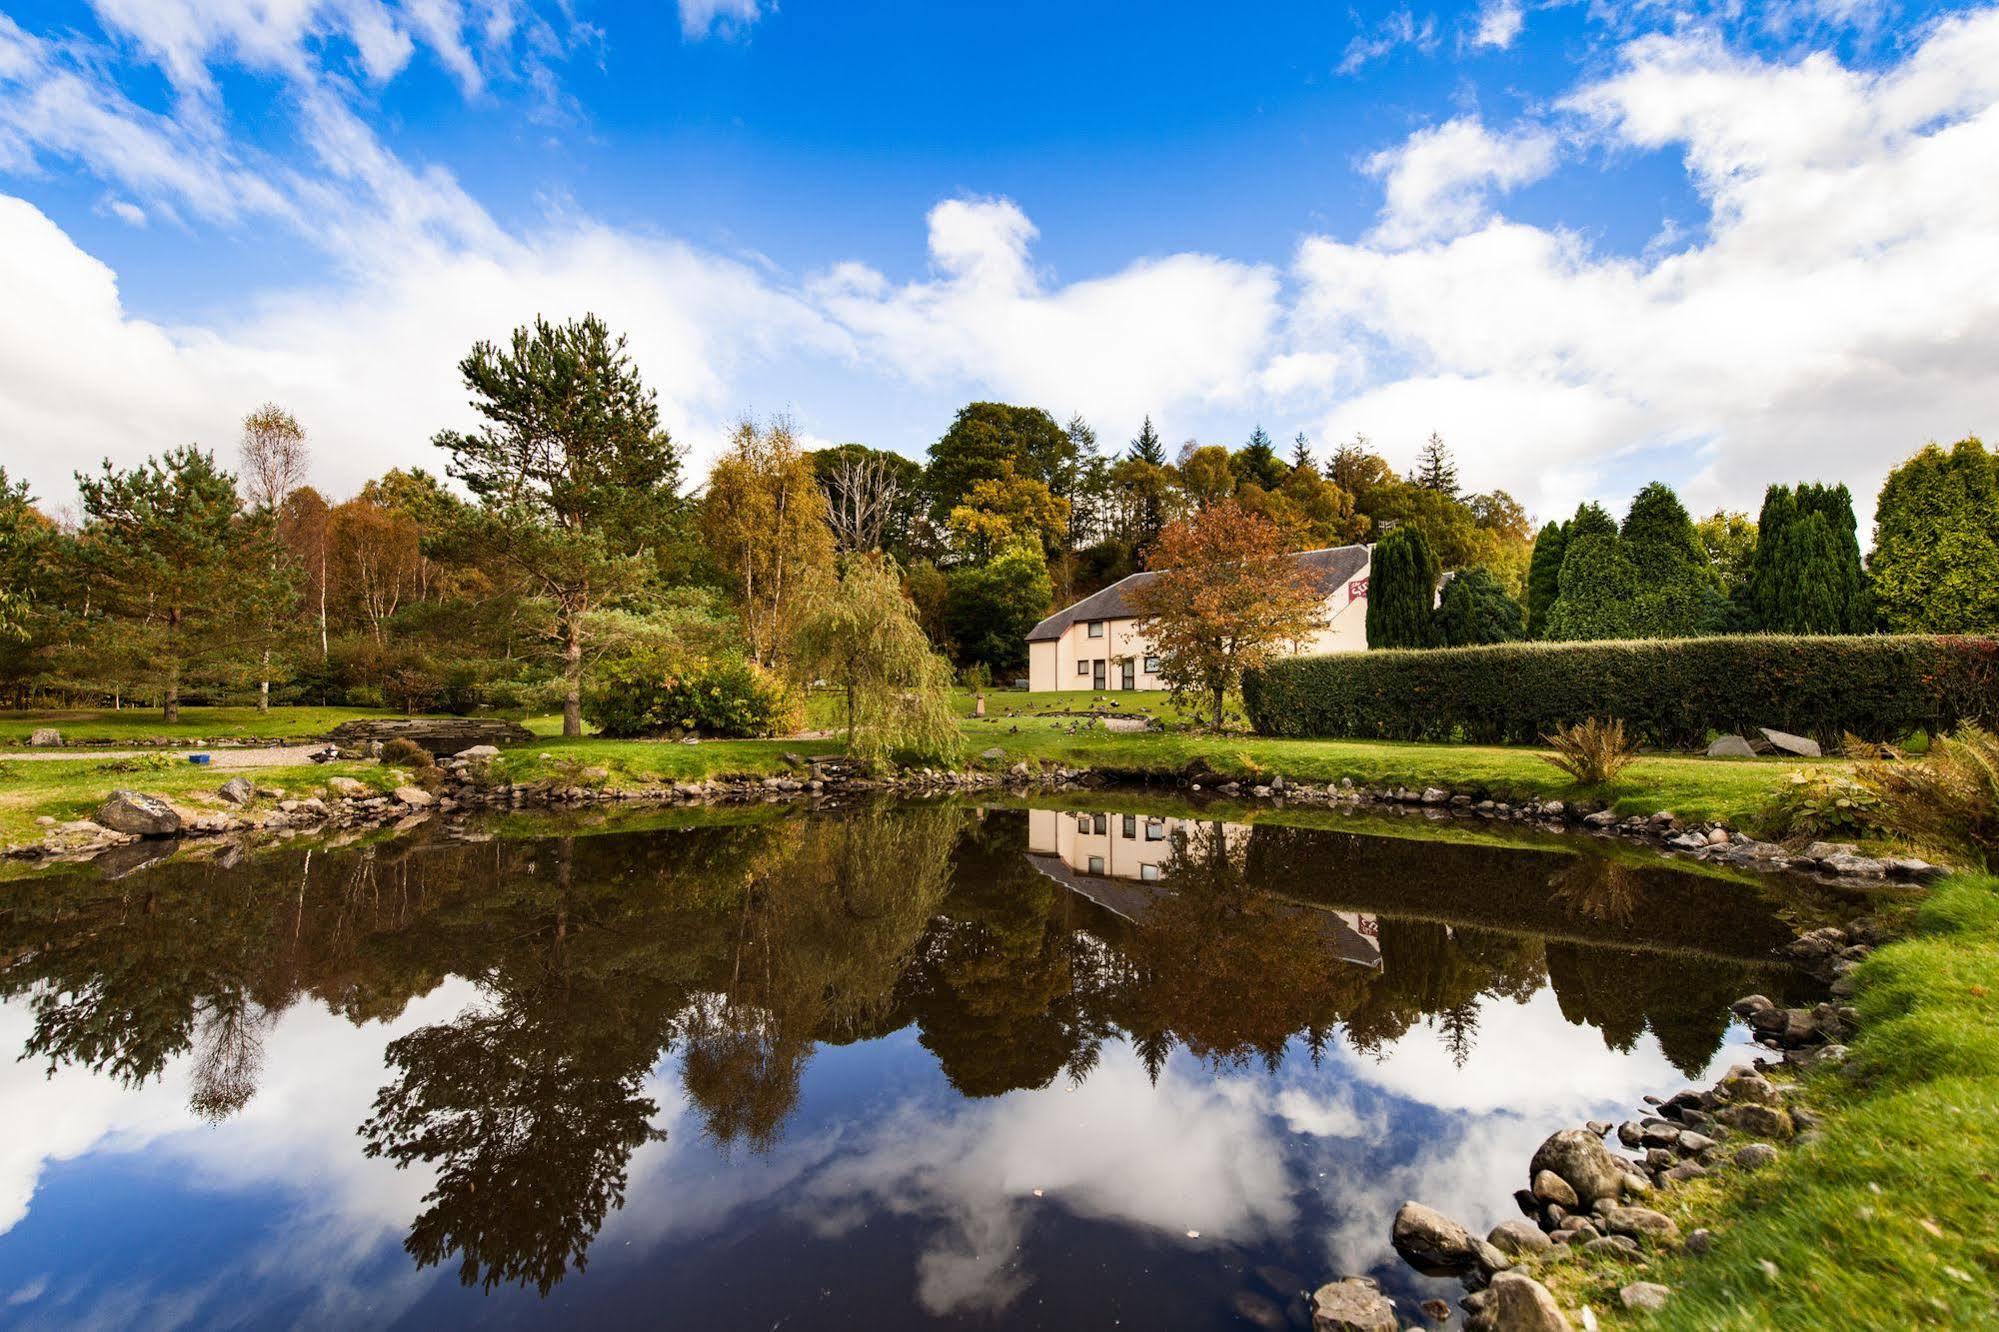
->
1242, 634, 1999, 750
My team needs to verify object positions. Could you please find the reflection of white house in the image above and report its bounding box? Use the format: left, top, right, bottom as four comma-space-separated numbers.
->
1024, 809, 1382, 969
1024, 544, 1373, 693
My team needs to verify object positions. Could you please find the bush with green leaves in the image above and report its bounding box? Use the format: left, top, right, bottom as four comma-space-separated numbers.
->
583, 651, 798, 739
1243, 634, 1998, 750
1365, 526, 1440, 649
1434, 567, 1526, 646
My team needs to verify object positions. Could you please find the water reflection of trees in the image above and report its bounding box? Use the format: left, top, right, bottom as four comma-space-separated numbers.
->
0, 804, 1807, 1296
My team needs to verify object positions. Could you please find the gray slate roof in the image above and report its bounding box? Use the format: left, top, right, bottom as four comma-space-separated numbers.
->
1026, 543, 1369, 642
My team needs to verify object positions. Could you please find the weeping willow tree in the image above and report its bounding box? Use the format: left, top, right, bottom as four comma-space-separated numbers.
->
793, 553, 961, 766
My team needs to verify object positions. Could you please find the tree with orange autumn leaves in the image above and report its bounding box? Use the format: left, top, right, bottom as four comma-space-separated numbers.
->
1127, 500, 1328, 729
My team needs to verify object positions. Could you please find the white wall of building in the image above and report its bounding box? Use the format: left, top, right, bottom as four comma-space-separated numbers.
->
1026, 552, 1370, 693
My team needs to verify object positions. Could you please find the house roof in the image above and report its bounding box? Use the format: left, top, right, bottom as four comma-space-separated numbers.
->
1025, 543, 1370, 642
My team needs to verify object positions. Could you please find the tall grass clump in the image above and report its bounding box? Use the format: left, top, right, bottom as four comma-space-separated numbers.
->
1542, 717, 1639, 786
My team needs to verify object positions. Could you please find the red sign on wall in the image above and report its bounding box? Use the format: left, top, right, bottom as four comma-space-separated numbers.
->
1348, 578, 1369, 603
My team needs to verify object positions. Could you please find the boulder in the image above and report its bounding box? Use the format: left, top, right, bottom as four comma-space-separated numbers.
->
1309, 1278, 1398, 1332
1466, 1272, 1573, 1332
1705, 734, 1756, 758
1733, 1143, 1780, 1171
1603, 1206, 1679, 1244
218, 776, 256, 805
1582, 1234, 1641, 1258
95, 790, 181, 837
1716, 1103, 1794, 1140
393, 785, 436, 808
1620, 1282, 1671, 1313
979, 747, 1007, 761
1391, 1201, 1477, 1274
1488, 1219, 1553, 1259
1530, 1169, 1578, 1209
458, 744, 502, 761
1759, 727, 1822, 758
1529, 1128, 1633, 1208
27, 728, 62, 747
327, 776, 368, 796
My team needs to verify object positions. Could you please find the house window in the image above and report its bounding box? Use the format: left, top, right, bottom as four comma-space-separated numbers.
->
1143, 655, 1161, 674
1145, 818, 1165, 842
1122, 815, 1137, 839
1140, 863, 1161, 883
1075, 813, 1092, 832
1092, 813, 1108, 835
1087, 620, 1104, 638
1087, 856, 1105, 875
1076, 660, 1089, 677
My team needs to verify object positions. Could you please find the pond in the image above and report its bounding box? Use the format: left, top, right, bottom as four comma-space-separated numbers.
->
0, 801, 1849, 1328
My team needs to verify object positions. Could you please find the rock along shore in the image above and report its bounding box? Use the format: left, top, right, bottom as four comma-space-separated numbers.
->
4, 749, 1952, 885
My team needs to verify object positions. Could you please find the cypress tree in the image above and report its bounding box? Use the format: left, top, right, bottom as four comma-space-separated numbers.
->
1566, 500, 1617, 544
1525, 520, 1567, 637
1543, 532, 1642, 641
1749, 481, 1870, 633
1366, 526, 1441, 649
1434, 566, 1526, 646
1620, 482, 1707, 579
1868, 438, 1999, 632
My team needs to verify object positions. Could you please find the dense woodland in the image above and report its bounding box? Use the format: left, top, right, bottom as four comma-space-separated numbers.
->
0, 313, 1994, 723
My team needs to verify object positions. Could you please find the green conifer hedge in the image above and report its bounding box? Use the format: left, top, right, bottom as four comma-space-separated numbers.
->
1242, 634, 1998, 750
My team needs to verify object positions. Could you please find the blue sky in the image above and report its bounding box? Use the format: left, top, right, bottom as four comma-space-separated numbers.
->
2, 0, 1996, 521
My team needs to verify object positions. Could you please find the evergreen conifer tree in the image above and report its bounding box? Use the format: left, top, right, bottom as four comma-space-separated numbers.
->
1290, 432, 1313, 472
1413, 433, 1459, 497
1128, 415, 1167, 466
1525, 520, 1567, 638
1868, 438, 1999, 632
1365, 526, 1441, 649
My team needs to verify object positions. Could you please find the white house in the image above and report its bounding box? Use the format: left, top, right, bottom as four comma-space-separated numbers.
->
1023, 543, 1372, 693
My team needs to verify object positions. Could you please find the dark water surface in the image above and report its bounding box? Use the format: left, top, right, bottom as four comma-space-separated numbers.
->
0, 802, 1843, 1329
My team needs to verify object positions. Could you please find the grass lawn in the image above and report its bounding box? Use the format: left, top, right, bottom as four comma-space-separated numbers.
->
1, 689, 1836, 848
0, 755, 390, 849
1537, 872, 1999, 1328
0, 705, 437, 744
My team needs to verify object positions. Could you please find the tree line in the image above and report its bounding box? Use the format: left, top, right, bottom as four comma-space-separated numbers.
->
1, 309, 1992, 730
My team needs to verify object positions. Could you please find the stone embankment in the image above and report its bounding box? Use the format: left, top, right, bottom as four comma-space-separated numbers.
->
1315, 910, 1882, 1330
5, 749, 1092, 866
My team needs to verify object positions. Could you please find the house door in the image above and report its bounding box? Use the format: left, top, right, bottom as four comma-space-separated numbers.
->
1120, 659, 1135, 690
1092, 659, 1106, 689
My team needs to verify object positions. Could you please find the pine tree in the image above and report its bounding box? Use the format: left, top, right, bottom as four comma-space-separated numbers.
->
1365, 526, 1441, 649
1290, 432, 1314, 472
74, 447, 253, 721
1525, 520, 1567, 638
1414, 433, 1459, 497
1128, 415, 1167, 466
1231, 427, 1287, 491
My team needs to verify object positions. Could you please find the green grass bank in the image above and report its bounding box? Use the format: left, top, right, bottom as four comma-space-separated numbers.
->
1547, 873, 1999, 1328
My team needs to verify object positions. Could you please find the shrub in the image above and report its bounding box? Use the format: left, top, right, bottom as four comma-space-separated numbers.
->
1852, 724, 1999, 868
1242, 634, 1999, 751
583, 651, 799, 739
1543, 717, 1638, 785
381, 738, 434, 769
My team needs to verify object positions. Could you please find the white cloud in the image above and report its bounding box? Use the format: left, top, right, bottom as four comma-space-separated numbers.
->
3, 3, 1998, 530
1291, 7, 1999, 514
812, 196, 1282, 432
1338, 8, 1440, 75
1472, 0, 1526, 49
678, 0, 767, 41
1363, 115, 1559, 246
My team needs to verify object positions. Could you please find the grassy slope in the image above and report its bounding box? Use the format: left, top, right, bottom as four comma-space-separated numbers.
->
1543, 874, 1999, 1328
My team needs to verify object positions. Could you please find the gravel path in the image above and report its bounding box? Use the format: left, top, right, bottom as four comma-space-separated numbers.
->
0, 745, 326, 769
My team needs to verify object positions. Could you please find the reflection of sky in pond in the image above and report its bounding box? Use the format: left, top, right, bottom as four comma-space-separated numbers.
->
0, 805, 1810, 1329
